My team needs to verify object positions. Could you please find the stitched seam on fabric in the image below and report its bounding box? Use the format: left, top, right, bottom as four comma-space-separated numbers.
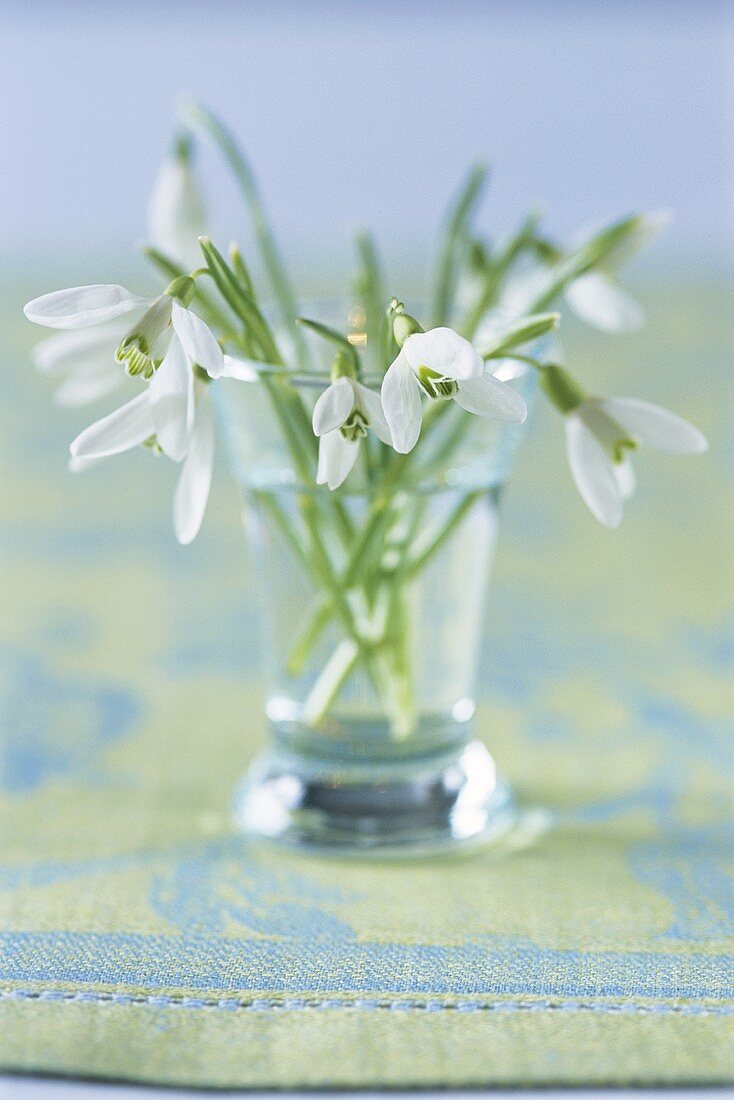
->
0, 989, 732, 1016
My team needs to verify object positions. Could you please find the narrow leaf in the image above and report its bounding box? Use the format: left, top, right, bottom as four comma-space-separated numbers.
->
431, 163, 488, 327
297, 317, 360, 372
481, 312, 560, 358
354, 232, 387, 372
183, 102, 309, 368
199, 237, 281, 363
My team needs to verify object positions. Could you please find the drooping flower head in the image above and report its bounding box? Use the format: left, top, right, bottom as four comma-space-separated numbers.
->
24, 276, 225, 383
540, 364, 708, 527
23, 274, 249, 544
312, 352, 392, 489
381, 310, 527, 454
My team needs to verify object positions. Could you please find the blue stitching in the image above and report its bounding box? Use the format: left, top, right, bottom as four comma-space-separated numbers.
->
0, 989, 731, 1016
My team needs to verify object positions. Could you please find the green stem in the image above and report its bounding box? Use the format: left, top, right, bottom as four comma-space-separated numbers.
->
354, 232, 387, 372
462, 213, 540, 340
186, 103, 310, 370
142, 247, 234, 335
301, 639, 360, 725
287, 600, 333, 677
406, 490, 483, 576
284, 401, 451, 673
432, 163, 488, 327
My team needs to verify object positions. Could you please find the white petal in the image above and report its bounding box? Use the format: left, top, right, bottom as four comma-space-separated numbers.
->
316, 430, 360, 490
381, 353, 423, 453
24, 285, 147, 329
173, 397, 215, 544
32, 322, 125, 375
599, 397, 708, 454
149, 338, 195, 462
490, 357, 530, 382
402, 327, 484, 380
148, 158, 206, 270
171, 301, 224, 378
220, 355, 260, 382
564, 414, 624, 528
355, 383, 392, 445
613, 455, 637, 500
54, 370, 123, 408
69, 391, 155, 459
69, 454, 106, 473
453, 374, 527, 423
312, 377, 355, 436
565, 273, 645, 334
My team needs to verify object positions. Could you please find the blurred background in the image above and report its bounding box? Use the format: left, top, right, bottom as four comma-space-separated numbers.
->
1, 1, 732, 786
2, 0, 732, 283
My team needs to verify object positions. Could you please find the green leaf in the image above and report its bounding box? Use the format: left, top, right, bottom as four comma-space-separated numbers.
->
354, 232, 387, 372
528, 213, 665, 312
431, 162, 488, 327
184, 102, 309, 368
462, 211, 542, 339
199, 237, 281, 363
297, 317, 360, 373
229, 243, 254, 295
481, 312, 560, 358
142, 245, 234, 335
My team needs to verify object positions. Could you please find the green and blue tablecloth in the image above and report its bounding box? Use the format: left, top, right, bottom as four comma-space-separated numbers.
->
0, 282, 732, 1087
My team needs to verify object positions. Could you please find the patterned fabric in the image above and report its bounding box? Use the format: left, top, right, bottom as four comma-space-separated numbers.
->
0, 283, 732, 1087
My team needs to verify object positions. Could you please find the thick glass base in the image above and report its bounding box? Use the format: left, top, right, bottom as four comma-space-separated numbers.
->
232, 740, 517, 856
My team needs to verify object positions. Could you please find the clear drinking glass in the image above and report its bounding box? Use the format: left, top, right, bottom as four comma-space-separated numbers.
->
214, 309, 535, 854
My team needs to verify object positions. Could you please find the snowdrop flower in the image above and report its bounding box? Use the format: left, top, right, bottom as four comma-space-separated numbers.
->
541, 365, 708, 528
496, 264, 644, 336
495, 211, 669, 335
562, 211, 671, 334
381, 323, 527, 454
567, 209, 673, 330
148, 134, 206, 270
312, 368, 392, 490
24, 277, 224, 382
66, 350, 253, 544
564, 273, 645, 334
31, 317, 131, 407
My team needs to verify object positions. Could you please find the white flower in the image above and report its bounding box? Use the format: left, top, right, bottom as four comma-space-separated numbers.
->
564, 396, 708, 528
495, 212, 670, 335
564, 272, 645, 334
312, 376, 392, 489
563, 211, 671, 333
66, 351, 252, 544
31, 318, 131, 407
24, 282, 224, 381
148, 142, 206, 270
497, 265, 645, 336
381, 326, 527, 454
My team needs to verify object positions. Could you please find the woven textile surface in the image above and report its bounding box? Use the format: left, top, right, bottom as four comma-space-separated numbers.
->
0, 283, 732, 1087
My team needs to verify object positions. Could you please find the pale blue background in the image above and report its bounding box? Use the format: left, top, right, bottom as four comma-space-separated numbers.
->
1, 0, 732, 283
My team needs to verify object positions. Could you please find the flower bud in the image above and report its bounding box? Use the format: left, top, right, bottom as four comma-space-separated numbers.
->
392, 311, 424, 348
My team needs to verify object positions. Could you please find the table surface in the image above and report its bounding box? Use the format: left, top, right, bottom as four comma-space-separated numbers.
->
0, 280, 732, 1089
2, 1080, 733, 1100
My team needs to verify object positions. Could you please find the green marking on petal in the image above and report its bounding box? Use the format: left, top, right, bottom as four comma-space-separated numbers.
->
417, 366, 458, 400
339, 409, 369, 442
116, 297, 172, 378
613, 437, 638, 463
